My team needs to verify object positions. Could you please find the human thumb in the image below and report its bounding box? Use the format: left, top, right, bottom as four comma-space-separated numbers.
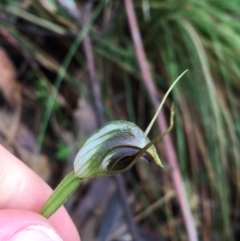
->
0, 210, 63, 241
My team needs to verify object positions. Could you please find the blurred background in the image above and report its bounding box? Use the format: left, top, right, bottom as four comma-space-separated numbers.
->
0, 0, 240, 240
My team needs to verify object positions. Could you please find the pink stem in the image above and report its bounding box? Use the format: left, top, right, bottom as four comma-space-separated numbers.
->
124, 1, 198, 240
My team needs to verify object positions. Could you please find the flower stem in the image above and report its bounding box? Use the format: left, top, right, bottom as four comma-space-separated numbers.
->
40, 171, 82, 218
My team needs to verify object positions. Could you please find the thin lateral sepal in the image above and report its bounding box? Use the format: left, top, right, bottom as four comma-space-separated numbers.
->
114, 103, 175, 171
145, 70, 188, 136
134, 104, 175, 165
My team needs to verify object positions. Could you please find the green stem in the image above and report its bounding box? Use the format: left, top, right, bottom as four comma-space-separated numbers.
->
40, 171, 82, 218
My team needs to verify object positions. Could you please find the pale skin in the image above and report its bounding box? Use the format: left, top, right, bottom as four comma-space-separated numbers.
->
0, 145, 80, 241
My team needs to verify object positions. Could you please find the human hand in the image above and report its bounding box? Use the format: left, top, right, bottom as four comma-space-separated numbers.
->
0, 145, 80, 241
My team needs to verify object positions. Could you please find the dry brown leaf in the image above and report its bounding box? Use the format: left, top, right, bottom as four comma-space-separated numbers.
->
0, 47, 22, 142
0, 47, 22, 108
73, 97, 97, 141
0, 108, 51, 181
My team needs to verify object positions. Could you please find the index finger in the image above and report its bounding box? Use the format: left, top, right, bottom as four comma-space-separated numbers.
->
0, 145, 80, 241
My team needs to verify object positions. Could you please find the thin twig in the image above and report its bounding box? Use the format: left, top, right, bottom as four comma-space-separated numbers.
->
115, 174, 141, 241
124, 1, 198, 241
82, 34, 105, 127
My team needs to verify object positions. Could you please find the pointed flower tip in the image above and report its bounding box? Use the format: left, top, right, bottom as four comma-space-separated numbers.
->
155, 157, 164, 168
73, 120, 163, 178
